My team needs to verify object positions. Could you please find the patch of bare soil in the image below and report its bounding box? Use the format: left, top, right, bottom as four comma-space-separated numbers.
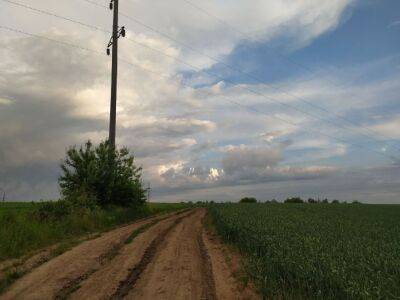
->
0, 212, 172, 300
70, 210, 193, 300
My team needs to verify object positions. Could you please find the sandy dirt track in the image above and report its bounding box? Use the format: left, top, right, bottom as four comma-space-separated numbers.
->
1, 208, 259, 300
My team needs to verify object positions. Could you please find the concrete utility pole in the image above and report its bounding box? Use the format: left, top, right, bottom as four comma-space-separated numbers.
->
107, 0, 125, 148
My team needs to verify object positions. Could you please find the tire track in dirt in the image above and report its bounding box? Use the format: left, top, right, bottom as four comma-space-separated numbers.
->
197, 226, 217, 300
124, 209, 217, 300
69, 210, 194, 300
0, 211, 183, 300
110, 212, 193, 299
54, 217, 174, 299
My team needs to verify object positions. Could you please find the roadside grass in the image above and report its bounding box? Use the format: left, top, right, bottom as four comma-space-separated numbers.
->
0, 269, 23, 294
0, 202, 189, 263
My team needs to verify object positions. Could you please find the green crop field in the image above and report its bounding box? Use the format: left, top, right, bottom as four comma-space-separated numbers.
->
0, 202, 35, 211
209, 203, 400, 299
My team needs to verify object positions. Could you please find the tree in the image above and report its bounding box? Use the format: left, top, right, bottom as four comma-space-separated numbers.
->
59, 140, 146, 207
308, 198, 317, 204
331, 199, 340, 204
240, 197, 257, 203
284, 197, 304, 204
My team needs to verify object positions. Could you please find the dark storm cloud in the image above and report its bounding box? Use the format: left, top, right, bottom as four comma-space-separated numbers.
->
0, 31, 108, 199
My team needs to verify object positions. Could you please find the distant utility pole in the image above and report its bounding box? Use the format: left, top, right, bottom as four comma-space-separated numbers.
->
147, 183, 151, 202
0, 188, 5, 203
107, 0, 126, 148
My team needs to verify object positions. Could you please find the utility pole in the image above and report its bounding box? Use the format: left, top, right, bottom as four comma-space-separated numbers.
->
147, 183, 151, 202
0, 188, 5, 203
107, 0, 125, 148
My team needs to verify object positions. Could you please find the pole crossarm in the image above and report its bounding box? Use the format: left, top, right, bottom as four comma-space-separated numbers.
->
107, 26, 125, 55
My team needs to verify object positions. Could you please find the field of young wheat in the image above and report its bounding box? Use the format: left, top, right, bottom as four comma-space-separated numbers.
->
209, 203, 400, 299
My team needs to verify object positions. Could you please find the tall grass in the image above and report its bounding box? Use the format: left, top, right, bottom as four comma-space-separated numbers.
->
0, 202, 188, 262
209, 203, 400, 299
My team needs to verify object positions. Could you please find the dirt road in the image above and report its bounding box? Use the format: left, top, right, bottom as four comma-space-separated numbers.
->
1, 209, 259, 300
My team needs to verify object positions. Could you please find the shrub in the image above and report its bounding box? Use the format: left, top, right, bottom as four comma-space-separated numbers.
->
59, 140, 146, 207
33, 200, 73, 222
240, 197, 257, 203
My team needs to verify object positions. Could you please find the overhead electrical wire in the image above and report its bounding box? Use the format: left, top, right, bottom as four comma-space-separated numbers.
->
178, 0, 400, 148
4, 0, 392, 153
0, 24, 396, 164
2, 0, 394, 159
77, 0, 400, 152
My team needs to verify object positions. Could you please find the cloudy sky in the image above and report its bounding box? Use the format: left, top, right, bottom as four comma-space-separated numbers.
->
0, 0, 399, 203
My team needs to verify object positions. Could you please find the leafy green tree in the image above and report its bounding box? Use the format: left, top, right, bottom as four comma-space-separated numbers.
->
240, 197, 257, 203
308, 198, 317, 204
59, 140, 146, 207
284, 197, 304, 204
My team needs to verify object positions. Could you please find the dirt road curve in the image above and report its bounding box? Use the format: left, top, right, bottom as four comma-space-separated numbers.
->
1, 209, 259, 300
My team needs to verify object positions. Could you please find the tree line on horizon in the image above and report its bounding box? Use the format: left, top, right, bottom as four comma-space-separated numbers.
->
239, 197, 361, 204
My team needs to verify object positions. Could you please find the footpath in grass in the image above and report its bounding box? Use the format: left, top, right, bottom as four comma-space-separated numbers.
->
209, 203, 400, 299
0, 202, 189, 262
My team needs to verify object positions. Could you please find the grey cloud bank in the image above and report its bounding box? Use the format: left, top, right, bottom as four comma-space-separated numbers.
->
1, 0, 399, 203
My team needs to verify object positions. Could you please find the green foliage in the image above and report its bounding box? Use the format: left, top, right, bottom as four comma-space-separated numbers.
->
284, 197, 304, 204
59, 140, 146, 207
209, 203, 400, 299
240, 197, 257, 203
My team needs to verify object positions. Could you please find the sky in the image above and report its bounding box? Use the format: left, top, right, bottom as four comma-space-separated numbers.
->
0, 0, 400, 203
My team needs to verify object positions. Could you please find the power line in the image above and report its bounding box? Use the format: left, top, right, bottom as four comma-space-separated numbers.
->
119, 30, 400, 153
0, 25, 396, 162
177, 0, 400, 149
92, 0, 400, 151
5, 0, 397, 152
0, 25, 103, 54
179, 0, 346, 87
1, 0, 107, 33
